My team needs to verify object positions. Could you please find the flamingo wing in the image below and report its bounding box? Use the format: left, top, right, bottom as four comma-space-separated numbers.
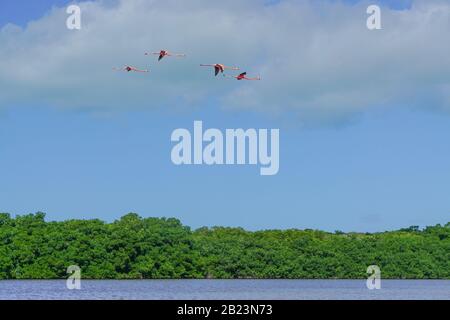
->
244, 76, 261, 80
129, 66, 149, 73
224, 66, 240, 71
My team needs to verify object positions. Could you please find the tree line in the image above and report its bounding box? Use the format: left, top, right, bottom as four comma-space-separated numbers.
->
0, 212, 448, 279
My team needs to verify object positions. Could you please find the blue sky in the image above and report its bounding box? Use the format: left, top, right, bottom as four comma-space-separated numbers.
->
0, 0, 414, 27
0, 0, 449, 232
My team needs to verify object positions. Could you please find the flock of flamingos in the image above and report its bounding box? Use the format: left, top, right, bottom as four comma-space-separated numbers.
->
113, 49, 262, 81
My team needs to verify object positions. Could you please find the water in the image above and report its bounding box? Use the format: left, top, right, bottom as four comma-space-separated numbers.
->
0, 280, 448, 300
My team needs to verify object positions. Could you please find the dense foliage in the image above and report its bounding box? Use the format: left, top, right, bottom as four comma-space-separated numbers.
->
0, 213, 449, 279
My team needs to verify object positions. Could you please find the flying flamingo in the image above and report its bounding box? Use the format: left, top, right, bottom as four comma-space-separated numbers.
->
113, 65, 149, 73
145, 50, 186, 61
225, 72, 261, 81
200, 64, 239, 76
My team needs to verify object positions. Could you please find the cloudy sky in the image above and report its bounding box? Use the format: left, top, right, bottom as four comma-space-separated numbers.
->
0, 0, 449, 231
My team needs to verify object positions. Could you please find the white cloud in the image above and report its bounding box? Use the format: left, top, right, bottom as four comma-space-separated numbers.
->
0, 0, 449, 124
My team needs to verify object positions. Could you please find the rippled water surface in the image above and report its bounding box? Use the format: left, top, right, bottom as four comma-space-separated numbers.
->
0, 280, 449, 300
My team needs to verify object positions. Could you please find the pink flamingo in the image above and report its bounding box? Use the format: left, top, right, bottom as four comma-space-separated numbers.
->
113, 65, 149, 73
225, 72, 261, 81
145, 50, 186, 61
200, 64, 239, 76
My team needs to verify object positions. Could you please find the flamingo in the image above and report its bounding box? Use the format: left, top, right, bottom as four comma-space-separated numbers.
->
225, 72, 261, 81
200, 64, 239, 76
145, 50, 186, 61
113, 65, 149, 73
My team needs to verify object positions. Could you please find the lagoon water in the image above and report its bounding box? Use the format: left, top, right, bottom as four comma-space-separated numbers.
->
0, 280, 449, 300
